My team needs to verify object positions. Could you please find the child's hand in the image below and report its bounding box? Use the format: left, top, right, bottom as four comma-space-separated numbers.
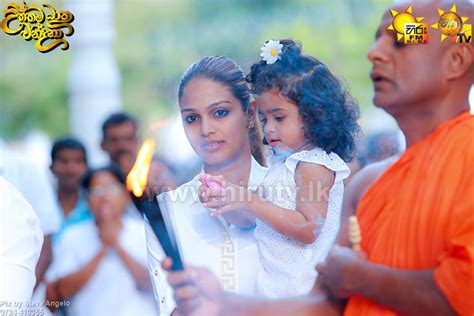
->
199, 174, 224, 190
199, 175, 256, 217
198, 174, 225, 206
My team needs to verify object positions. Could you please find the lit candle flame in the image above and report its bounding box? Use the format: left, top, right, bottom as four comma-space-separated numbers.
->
126, 139, 155, 197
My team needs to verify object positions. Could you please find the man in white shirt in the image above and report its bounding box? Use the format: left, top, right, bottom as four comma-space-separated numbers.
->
145, 157, 266, 315
0, 140, 61, 287
49, 137, 92, 242
0, 177, 44, 306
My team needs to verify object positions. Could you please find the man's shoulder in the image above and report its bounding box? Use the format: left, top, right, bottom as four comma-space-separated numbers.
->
457, 112, 474, 128
451, 113, 474, 144
0, 177, 33, 214
347, 156, 399, 207
0, 177, 42, 241
357, 157, 397, 183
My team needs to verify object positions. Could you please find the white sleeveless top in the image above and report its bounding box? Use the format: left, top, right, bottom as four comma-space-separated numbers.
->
254, 147, 350, 298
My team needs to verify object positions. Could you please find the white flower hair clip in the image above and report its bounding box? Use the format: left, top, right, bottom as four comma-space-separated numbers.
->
260, 40, 283, 65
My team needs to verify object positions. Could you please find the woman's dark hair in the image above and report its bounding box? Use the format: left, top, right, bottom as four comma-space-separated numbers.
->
247, 39, 360, 162
82, 165, 126, 190
178, 56, 266, 166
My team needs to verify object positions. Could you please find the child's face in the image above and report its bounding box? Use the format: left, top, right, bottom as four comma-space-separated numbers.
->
255, 89, 308, 153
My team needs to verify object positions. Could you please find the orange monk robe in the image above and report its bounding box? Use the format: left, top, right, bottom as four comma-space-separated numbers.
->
344, 112, 474, 316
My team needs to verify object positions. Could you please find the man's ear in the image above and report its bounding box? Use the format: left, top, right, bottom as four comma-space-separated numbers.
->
444, 44, 474, 80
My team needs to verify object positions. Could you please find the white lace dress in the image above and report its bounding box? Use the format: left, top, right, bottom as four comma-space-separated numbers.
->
254, 147, 350, 298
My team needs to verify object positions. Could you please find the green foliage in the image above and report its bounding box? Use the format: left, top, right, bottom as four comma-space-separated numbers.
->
0, 0, 387, 139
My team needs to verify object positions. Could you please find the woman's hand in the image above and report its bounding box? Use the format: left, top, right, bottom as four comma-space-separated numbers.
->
97, 208, 122, 248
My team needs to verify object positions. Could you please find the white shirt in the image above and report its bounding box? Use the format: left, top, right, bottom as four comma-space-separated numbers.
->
0, 141, 61, 235
46, 218, 156, 316
255, 148, 350, 298
145, 158, 267, 315
0, 177, 43, 305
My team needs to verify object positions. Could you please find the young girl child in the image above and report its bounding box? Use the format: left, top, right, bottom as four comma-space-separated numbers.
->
200, 39, 360, 298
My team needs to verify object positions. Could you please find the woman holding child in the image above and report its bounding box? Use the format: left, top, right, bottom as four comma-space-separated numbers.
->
145, 39, 359, 313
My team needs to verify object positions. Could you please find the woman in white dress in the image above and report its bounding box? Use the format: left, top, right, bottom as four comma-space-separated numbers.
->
145, 56, 267, 315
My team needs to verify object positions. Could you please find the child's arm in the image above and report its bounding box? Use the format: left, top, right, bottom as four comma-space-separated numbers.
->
251, 162, 333, 243
205, 162, 334, 244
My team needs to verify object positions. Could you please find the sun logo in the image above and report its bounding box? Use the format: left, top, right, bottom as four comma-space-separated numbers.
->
387, 6, 425, 42
431, 4, 471, 43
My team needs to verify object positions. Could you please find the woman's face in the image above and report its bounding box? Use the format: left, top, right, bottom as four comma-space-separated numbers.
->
87, 171, 128, 224
179, 78, 250, 167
